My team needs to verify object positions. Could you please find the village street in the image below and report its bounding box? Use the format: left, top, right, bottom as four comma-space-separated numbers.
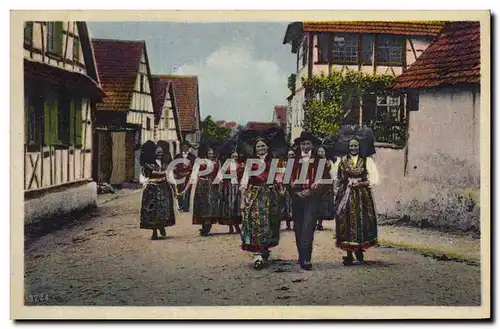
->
24, 190, 481, 307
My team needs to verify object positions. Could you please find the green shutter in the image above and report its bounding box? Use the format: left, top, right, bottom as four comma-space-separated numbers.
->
24, 96, 29, 143
55, 22, 63, 55
69, 99, 75, 145
44, 93, 58, 145
44, 101, 51, 145
24, 22, 33, 45
75, 100, 82, 146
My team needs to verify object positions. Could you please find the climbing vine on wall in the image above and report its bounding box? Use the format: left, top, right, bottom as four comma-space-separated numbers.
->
301, 70, 395, 137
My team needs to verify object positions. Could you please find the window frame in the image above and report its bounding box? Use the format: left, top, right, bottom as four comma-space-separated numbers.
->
375, 34, 405, 66
24, 22, 33, 47
331, 33, 359, 65
72, 36, 80, 62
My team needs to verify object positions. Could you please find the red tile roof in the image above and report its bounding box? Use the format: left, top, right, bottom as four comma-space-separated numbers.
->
274, 106, 287, 126
92, 39, 145, 112
390, 21, 480, 89
151, 75, 183, 140
158, 75, 200, 132
226, 121, 238, 129
303, 21, 445, 37
246, 121, 278, 132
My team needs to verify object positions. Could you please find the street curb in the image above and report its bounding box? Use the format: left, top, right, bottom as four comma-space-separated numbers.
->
378, 239, 480, 266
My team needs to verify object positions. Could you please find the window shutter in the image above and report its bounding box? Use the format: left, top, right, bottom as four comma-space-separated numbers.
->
75, 99, 83, 146
51, 100, 59, 144
44, 101, 52, 145
69, 99, 75, 145
24, 95, 29, 143
55, 22, 63, 55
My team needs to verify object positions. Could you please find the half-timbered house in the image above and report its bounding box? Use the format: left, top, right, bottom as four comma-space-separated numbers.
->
159, 75, 201, 151
151, 75, 183, 157
283, 21, 446, 143
23, 21, 105, 223
91, 39, 156, 185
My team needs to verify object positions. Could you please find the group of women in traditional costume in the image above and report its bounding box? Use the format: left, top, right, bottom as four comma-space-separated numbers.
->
138, 128, 380, 269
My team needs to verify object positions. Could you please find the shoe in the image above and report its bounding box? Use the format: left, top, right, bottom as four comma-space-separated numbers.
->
300, 261, 313, 270
151, 230, 159, 240
262, 250, 270, 261
355, 250, 364, 262
342, 256, 354, 266
253, 256, 265, 270
159, 228, 166, 237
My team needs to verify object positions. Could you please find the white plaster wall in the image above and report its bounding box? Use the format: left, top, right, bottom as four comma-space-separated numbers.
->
24, 182, 97, 225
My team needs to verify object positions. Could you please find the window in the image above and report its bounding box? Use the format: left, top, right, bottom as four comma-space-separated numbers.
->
74, 99, 83, 147
24, 22, 33, 46
376, 95, 402, 121
298, 35, 309, 68
332, 34, 358, 63
72, 37, 80, 62
165, 116, 170, 130
25, 91, 44, 145
140, 75, 144, 92
47, 22, 63, 55
376, 35, 404, 64
361, 35, 374, 65
57, 92, 71, 145
317, 33, 330, 63
146, 117, 151, 131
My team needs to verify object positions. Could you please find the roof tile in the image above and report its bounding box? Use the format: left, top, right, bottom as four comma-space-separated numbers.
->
390, 21, 480, 89
303, 21, 446, 36
92, 39, 145, 112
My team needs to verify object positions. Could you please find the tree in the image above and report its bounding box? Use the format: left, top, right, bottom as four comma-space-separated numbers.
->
301, 70, 395, 137
200, 115, 232, 141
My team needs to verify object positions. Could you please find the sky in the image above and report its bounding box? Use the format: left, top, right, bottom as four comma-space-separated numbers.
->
87, 22, 296, 124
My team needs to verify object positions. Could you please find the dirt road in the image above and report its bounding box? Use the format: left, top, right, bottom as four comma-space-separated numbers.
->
24, 190, 481, 306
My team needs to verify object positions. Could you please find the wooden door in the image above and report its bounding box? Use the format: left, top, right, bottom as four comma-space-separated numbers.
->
97, 131, 113, 183
110, 132, 127, 185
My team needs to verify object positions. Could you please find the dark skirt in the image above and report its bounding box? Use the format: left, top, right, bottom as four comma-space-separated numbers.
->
335, 185, 378, 251
192, 178, 221, 225
241, 184, 281, 252
140, 182, 176, 229
218, 180, 242, 226
317, 186, 335, 220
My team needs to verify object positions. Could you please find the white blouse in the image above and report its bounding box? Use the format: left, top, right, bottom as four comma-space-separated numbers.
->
330, 156, 380, 186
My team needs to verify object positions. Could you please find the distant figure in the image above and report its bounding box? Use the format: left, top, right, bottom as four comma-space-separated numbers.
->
333, 137, 380, 265
218, 148, 244, 234
139, 141, 175, 240
173, 141, 196, 212
280, 147, 295, 231
315, 145, 336, 231
181, 143, 221, 236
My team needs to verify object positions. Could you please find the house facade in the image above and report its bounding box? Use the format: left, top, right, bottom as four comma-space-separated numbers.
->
23, 21, 105, 224
151, 76, 183, 157
91, 39, 156, 184
389, 21, 481, 188
283, 21, 445, 143
272, 105, 288, 137
161, 75, 201, 151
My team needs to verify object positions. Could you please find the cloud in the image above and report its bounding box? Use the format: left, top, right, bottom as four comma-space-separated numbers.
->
175, 43, 289, 124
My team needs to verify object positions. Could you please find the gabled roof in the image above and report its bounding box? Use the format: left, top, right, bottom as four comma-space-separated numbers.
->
157, 75, 200, 132
273, 106, 287, 125
151, 76, 183, 141
390, 21, 480, 89
92, 39, 145, 112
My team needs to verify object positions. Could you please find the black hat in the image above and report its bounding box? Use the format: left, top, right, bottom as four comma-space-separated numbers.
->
180, 140, 192, 148
293, 131, 320, 146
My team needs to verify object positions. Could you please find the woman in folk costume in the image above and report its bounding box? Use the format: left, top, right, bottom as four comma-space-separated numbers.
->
280, 147, 296, 231
333, 137, 380, 265
217, 144, 245, 234
173, 141, 197, 212
181, 142, 221, 236
315, 145, 337, 231
239, 137, 282, 270
139, 141, 176, 240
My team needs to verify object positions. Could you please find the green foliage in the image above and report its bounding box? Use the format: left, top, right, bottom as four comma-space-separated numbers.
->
301, 70, 395, 136
200, 115, 232, 141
